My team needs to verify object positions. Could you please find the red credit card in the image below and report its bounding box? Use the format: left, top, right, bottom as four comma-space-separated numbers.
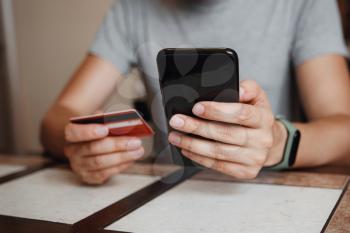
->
70, 109, 154, 137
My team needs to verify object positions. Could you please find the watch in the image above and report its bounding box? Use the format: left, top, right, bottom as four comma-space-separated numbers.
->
266, 117, 301, 170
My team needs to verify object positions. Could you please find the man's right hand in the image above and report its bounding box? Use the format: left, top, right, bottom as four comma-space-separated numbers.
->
63, 123, 144, 185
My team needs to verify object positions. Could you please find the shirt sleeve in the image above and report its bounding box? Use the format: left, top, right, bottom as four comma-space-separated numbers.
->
90, 0, 137, 75
292, 0, 349, 66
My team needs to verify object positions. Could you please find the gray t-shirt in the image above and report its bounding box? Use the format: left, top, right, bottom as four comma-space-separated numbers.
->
90, 0, 348, 160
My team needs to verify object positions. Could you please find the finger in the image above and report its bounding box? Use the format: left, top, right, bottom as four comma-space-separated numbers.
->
170, 114, 270, 147
81, 148, 145, 171
192, 102, 272, 128
65, 123, 109, 143
239, 80, 271, 108
81, 162, 134, 185
168, 132, 261, 165
65, 137, 142, 158
182, 150, 259, 179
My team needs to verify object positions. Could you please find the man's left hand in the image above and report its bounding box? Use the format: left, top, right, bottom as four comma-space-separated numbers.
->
168, 80, 287, 179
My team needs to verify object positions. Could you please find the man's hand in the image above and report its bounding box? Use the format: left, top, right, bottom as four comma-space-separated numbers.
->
64, 123, 144, 185
168, 80, 287, 179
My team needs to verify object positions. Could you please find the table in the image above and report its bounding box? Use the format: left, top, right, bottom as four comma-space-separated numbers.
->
0, 154, 349, 233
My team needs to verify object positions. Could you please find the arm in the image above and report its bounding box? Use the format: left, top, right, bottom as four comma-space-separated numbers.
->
41, 54, 145, 185
41, 54, 121, 157
293, 54, 350, 167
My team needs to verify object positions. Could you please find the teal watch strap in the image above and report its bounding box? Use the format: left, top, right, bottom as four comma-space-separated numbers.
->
265, 117, 301, 171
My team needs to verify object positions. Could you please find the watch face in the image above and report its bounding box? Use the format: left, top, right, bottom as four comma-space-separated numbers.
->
288, 130, 301, 166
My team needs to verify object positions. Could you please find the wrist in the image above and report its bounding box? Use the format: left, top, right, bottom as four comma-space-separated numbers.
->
264, 120, 288, 167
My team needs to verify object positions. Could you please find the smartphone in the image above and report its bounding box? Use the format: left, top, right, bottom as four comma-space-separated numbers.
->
157, 48, 239, 167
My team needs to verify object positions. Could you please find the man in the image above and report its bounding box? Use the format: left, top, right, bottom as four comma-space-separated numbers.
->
41, 0, 350, 185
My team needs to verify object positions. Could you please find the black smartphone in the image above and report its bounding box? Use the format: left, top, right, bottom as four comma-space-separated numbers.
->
157, 48, 239, 167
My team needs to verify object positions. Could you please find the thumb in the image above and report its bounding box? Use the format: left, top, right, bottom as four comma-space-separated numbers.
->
65, 123, 109, 143
239, 80, 271, 109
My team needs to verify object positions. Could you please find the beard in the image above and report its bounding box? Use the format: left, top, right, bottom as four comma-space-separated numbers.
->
165, 0, 215, 8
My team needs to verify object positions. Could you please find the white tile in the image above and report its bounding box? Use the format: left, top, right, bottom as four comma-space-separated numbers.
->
0, 164, 25, 177
0, 168, 158, 224
107, 179, 341, 233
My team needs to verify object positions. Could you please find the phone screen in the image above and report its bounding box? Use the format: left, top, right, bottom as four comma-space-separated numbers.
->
157, 48, 239, 166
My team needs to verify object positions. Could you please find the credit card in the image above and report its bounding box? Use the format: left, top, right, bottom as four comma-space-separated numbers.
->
70, 109, 154, 137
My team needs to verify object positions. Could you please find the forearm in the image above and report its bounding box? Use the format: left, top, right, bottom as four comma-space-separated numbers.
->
40, 55, 122, 159
293, 114, 350, 168
40, 105, 79, 158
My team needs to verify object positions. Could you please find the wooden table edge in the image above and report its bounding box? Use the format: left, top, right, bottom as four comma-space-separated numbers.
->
324, 180, 350, 233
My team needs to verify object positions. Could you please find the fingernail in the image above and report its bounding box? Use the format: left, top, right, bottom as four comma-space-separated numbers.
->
127, 139, 142, 150
169, 133, 181, 145
239, 86, 245, 97
130, 148, 144, 158
193, 104, 205, 115
170, 116, 185, 128
95, 127, 108, 136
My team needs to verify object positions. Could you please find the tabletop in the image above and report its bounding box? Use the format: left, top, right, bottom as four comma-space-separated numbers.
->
0, 154, 349, 233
